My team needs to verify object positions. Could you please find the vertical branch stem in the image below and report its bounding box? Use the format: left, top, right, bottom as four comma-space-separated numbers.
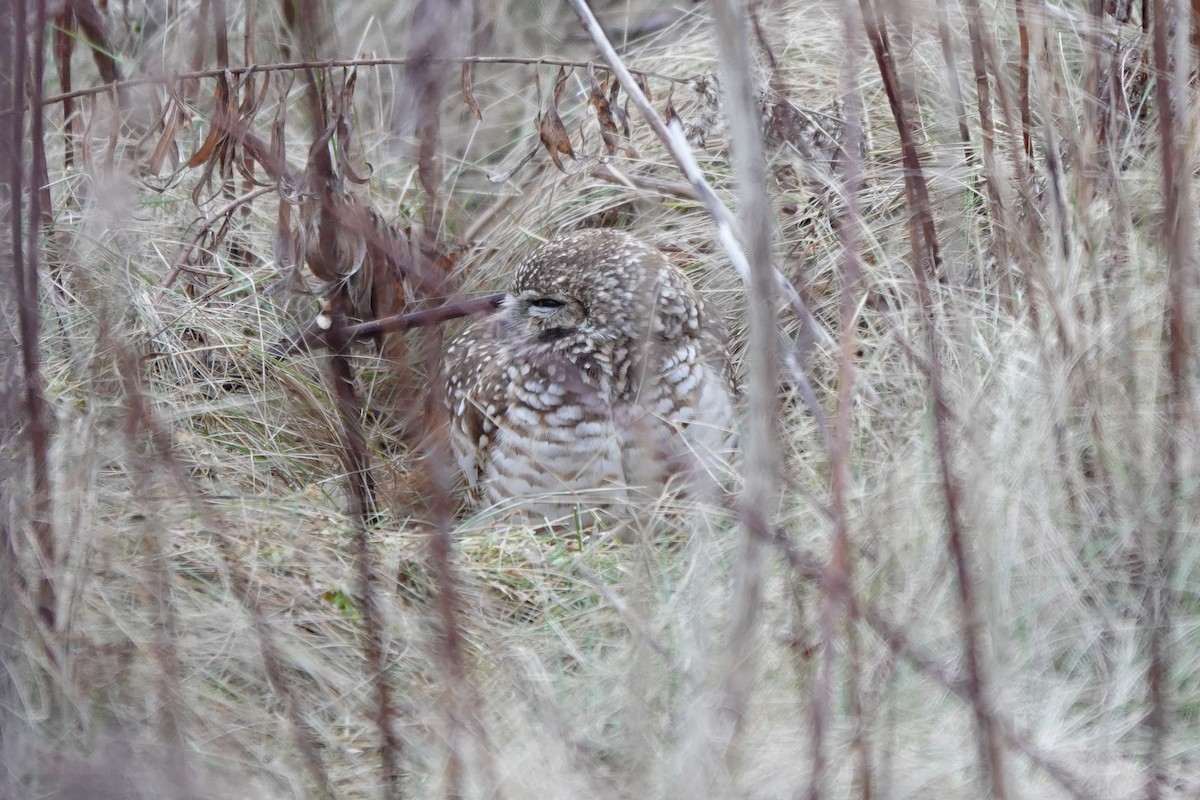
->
814, 0, 870, 795
1145, 0, 1190, 793
7, 0, 56, 632
709, 0, 779, 766
858, 0, 1007, 796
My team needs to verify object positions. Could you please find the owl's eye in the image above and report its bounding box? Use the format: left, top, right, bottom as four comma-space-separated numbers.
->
529, 297, 566, 310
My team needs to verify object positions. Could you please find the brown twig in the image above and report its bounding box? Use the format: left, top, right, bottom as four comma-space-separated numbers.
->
961, 0, 1014, 293
710, 0, 780, 779
590, 162, 700, 201
270, 293, 504, 358
158, 184, 278, 297
7, 0, 56, 633
1143, 0, 1189, 794
41, 55, 691, 108
1013, 0, 1034, 164
283, 6, 401, 793
934, 0, 972, 152
858, 0, 1006, 796
771, 531, 1103, 800
812, 0, 870, 794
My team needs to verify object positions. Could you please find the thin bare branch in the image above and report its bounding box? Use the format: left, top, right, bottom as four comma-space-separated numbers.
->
1143, 0, 1191, 793
271, 293, 504, 357
859, 0, 1007, 795
42, 56, 690, 108
811, 0, 870, 795
6, 0, 56, 633
710, 0, 780, 781
772, 531, 1103, 800
567, 0, 877, 427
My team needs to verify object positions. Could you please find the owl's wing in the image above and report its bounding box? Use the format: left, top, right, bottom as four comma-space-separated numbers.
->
445, 322, 510, 493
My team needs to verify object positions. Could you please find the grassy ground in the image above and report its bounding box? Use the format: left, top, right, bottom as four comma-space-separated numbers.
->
1, 0, 1197, 798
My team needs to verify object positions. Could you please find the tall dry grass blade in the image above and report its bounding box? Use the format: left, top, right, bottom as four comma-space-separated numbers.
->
858, 0, 1007, 795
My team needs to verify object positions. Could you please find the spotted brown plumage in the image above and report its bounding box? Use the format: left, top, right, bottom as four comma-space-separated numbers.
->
444, 229, 737, 523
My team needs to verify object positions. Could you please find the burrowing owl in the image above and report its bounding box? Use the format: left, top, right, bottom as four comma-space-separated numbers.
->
445, 229, 737, 523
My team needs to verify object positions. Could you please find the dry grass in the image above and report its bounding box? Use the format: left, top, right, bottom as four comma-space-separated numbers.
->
2, 0, 1198, 798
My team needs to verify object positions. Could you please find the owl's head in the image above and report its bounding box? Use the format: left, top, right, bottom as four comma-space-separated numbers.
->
502, 229, 681, 350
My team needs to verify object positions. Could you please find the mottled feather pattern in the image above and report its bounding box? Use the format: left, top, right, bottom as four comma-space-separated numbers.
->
445, 229, 737, 523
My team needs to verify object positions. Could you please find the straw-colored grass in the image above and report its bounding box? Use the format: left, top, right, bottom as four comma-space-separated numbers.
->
1, 0, 1197, 798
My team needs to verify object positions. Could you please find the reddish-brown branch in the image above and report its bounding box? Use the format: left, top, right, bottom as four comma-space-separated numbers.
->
816, 0, 871, 793
1013, 0, 1034, 164
1144, 0, 1189, 794
771, 531, 1101, 800
961, 0, 1014, 293
281, 9, 402, 791
6, 0, 57, 632
41, 55, 689, 108
859, 0, 1006, 796
270, 293, 504, 358
111, 335, 334, 797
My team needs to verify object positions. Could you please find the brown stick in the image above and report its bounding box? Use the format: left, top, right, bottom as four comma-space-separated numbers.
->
283, 7, 401, 792
772, 531, 1102, 800
41, 55, 690, 108
1144, 0, 1189, 793
858, 0, 1006, 796
710, 0, 780, 780
812, 0, 870, 794
6, 0, 57, 633
270, 293, 504, 358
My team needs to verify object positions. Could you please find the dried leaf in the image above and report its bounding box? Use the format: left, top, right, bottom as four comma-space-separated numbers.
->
270, 73, 293, 165
272, 202, 298, 273
538, 107, 576, 172
588, 63, 618, 156
663, 92, 679, 125
148, 101, 181, 175
552, 64, 569, 105
335, 69, 372, 184
635, 72, 652, 102
186, 119, 223, 168
538, 66, 576, 172
461, 62, 482, 120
